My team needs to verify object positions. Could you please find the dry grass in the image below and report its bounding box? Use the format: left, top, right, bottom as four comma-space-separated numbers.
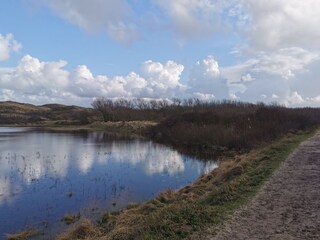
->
0, 101, 94, 125
5, 229, 41, 240
56, 130, 315, 240
90, 121, 157, 130
0, 101, 49, 113
57, 219, 100, 240
86, 121, 158, 135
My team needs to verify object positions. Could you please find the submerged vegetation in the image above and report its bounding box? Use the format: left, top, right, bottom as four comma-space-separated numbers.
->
5, 228, 41, 240
61, 213, 81, 225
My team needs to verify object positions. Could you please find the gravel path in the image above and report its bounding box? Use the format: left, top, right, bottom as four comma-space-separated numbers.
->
204, 132, 320, 240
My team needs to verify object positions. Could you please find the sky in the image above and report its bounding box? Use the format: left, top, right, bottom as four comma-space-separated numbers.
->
1, 0, 320, 107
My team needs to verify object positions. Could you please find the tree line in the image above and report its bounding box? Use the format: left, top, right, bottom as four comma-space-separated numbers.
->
92, 97, 320, 158
91, 97, 256, 122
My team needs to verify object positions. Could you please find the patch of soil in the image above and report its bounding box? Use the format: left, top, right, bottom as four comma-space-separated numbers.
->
200, 132, 320, 240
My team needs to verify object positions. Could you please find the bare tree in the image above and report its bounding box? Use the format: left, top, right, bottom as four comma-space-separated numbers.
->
92, 97, 114, 122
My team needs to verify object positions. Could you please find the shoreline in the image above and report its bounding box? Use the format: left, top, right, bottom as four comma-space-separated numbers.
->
0, 120, 158, 134
57, 129, 317, 240
3, 124, 318, 239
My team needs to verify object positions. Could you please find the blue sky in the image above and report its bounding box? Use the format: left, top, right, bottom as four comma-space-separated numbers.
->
1, 0, 320, 107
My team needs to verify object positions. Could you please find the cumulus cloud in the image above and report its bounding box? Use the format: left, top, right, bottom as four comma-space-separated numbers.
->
189, 55, 229, 99
1, 55, 69, 94
34, 0, 139, 44
285, 91, 305, 106
0, 55, 69, 99
0, 55, 187, 105
0, 33, 22, 61
0, 54, 233, 105
140, 60, 185, 97
1, 51, 320, 107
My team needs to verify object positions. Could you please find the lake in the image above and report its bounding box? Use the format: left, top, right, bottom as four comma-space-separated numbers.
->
0, 127, 217, 239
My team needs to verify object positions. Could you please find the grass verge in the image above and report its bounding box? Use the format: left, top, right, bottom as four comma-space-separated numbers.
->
60, 129, 317, 240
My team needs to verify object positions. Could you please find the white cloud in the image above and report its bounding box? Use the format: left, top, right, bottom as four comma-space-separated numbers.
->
220, 46, 320, 106
0, 55, 187, 105
307, 95, 320, 105
241, 73, 254, 82
251, 48, 320, 79
1, 51, 320, 107
154, 0, 230, 39
285, 91, 305, 106
27, 0, 320, 50
0, 55, 69, 95
229, 93, 240, 100
141, 60, 185, 89
193, 92, 215, 101
191, 55, 220, 79
0, 33, 22, 61
150, 0, 320, 50
188, 55, 231, 99
35, 0, 139, 44
241, 0, 320, 50
222, 47, 319, 84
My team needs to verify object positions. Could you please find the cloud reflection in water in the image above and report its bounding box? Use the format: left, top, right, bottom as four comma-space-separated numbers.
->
0, 128, 217, 237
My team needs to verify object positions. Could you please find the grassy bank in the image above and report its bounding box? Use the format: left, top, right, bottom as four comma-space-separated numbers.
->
58, 129, 316, 240
1, 120, 157, 137
4, 101, 320, 239
60, 121, 157, 134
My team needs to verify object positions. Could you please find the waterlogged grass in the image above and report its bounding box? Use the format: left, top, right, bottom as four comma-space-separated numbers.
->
61, 213, 81, 225
5, 228, 41, 240
61, 129, 317, 240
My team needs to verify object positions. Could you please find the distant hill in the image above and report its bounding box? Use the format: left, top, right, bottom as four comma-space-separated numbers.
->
0, 101, 94, 125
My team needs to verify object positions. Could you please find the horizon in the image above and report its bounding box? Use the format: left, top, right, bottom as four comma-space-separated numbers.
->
1, 1, 320, 107
1, 98, 318, 110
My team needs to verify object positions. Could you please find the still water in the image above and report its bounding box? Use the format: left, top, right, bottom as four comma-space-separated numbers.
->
0, 127, 217, 238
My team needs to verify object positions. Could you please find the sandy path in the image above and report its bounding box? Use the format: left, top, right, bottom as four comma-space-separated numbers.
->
202, 132, 320, 240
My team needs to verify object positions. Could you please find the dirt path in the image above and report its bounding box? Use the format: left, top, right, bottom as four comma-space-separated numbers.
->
201, 132, 320, 240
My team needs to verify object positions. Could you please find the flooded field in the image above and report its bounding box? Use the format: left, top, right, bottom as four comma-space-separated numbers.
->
0, 127, 217, 239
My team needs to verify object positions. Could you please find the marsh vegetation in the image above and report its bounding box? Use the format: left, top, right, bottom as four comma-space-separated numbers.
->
1, 99, 320, 239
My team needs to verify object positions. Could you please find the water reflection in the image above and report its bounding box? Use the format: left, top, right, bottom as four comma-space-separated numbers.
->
0, 127, 217, 238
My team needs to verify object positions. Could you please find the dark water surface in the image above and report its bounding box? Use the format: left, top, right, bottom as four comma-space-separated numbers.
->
0, 127, 217, 239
